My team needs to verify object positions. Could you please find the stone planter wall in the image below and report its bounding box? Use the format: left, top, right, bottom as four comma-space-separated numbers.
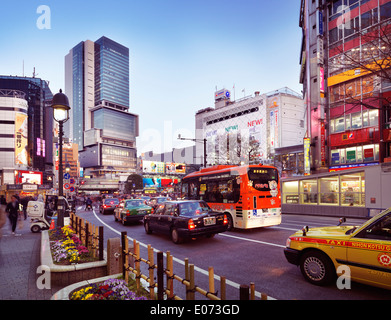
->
41, 230, 108, 287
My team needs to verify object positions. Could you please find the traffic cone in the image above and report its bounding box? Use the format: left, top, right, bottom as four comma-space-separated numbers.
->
49, 219, 55, 230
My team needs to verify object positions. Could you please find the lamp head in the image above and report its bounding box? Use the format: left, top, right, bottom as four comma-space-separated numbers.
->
51, 89, 70, 122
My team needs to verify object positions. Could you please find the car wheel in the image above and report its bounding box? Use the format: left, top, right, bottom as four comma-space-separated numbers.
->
225, 213, 234, 231
144, 221, 152, 234
300, 250, 335, 286
171, 228, 182, 244
121, 217, 127, 226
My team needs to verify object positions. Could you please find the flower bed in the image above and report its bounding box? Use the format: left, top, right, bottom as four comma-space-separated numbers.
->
70, 278, 149, 300
49, 226, 98, 265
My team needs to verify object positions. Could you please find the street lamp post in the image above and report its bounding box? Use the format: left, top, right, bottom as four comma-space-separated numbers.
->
51, 89, 70, 228
177, 134, 207, 168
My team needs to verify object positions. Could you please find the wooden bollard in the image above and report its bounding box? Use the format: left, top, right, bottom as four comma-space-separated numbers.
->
134, 241, 140, 292
167, 254, 174, 299
208, 267, 215, 298
184, 258, 190, 300
240, 284, 249, 300
124, 236, 129, 283
121, 231, 127, 278
189, 264, 195, 300
99, 226, 104, 261
148, 244, 155, 300
250, 282, 255, 300
220, 276, 226, 300
157, 251, 164, 300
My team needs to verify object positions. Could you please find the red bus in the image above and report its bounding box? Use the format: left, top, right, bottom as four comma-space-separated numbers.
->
181, 164, 281, 230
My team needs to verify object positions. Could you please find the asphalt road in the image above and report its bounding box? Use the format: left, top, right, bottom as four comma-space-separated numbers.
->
76, 205, 391, 300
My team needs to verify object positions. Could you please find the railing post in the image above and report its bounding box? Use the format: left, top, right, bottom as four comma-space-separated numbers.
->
148, 244, 155, 300
250, 282, 255, 300
157, 251, 164, 300
189, 264, 195, 300
240, 284, 249, 300
121, 231, 127, 278
208, 267, 215, 298
124, 235, 129, 283
85, 222, 89, 249
184, 258, 189, 300
167, 254, 174, 300
220, 276, 226, 300
99, 226, 104, 261
134, 240, 140, 292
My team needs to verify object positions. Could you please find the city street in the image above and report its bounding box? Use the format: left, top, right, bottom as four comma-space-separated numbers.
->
76, 205, 391, 300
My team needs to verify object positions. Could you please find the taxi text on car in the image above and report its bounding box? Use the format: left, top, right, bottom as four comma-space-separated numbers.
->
284, 208, 391, 290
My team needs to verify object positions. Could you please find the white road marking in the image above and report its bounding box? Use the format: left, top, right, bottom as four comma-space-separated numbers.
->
218, 233, 286, 248
90, 208, 276, 300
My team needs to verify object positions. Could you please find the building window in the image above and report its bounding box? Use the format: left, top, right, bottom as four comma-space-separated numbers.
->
300, 179, 318, 205
346, 146, 358, 163
340, 171, 365, 206
351, 112, 362, 129
345, 114, 351, 130
368, 109, 379, 127
335, 116, 345, 132
319, 176, 339, 205
282, 181, 299, 204
381, 2, 391, 21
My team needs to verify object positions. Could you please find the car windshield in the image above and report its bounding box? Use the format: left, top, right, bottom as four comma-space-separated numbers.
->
179, 202, 211, 217
104, 198, 119, 205
125, 200, 145, 208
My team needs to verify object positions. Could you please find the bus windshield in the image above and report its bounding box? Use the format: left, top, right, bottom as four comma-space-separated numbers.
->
247, 168, 279, 191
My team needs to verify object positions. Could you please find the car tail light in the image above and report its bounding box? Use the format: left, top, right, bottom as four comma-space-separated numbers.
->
188, 219, 196, 230
223, 214, 228, 225
103, 205, 109, 209
151, 208, 154, 214
126, 210, 131, 216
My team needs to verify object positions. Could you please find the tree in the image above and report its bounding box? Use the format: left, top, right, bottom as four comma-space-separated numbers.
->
328, 19, 391, 159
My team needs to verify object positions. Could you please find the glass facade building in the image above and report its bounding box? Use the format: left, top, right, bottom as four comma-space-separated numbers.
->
65, 36, 138, 178
71, 42, 85, 151
92, 107, 137, 141
94, 36, 129, 108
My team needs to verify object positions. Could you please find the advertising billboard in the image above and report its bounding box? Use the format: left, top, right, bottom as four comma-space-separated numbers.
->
15, 112, 28, 166
15, 170, 43, 185
165, 163, 186, 174
143, 160, 165, 174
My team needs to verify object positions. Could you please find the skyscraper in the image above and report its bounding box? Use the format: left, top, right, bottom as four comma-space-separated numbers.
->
65, 36, 139, 180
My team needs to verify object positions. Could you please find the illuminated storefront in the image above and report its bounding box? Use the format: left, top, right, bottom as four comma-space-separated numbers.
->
282, 163, 391, 218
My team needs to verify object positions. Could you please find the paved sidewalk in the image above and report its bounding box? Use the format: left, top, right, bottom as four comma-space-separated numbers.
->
0, 218, 62, 300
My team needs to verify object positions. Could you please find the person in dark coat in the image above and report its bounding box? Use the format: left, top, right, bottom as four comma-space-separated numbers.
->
6, 195, 21, 235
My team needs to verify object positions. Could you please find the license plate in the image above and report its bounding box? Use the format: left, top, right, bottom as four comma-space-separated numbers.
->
203, 217, 216, 226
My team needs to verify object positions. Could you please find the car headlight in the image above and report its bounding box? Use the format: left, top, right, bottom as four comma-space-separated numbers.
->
285, 238, 291, 248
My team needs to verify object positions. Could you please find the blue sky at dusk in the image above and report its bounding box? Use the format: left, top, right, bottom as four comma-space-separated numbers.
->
0, 0, 302, 154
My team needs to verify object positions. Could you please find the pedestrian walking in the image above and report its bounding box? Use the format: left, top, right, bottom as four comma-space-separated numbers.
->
0, 196, 7, 237
6, 195, 21, 236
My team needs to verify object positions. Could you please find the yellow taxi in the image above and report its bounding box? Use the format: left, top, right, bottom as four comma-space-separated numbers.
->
284, 208, 391, 289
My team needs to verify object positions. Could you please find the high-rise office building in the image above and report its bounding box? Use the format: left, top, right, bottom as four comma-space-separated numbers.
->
299, 0, 391, 173
65, 36, 139, 180
0, 76, 54, 186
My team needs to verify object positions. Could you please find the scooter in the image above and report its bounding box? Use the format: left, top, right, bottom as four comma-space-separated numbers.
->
86, 203, 92, 211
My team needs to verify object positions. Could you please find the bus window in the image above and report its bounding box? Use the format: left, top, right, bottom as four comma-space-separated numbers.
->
181, 182, 189, 199
189, 181, 198, 199
247, 168, 279, 191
